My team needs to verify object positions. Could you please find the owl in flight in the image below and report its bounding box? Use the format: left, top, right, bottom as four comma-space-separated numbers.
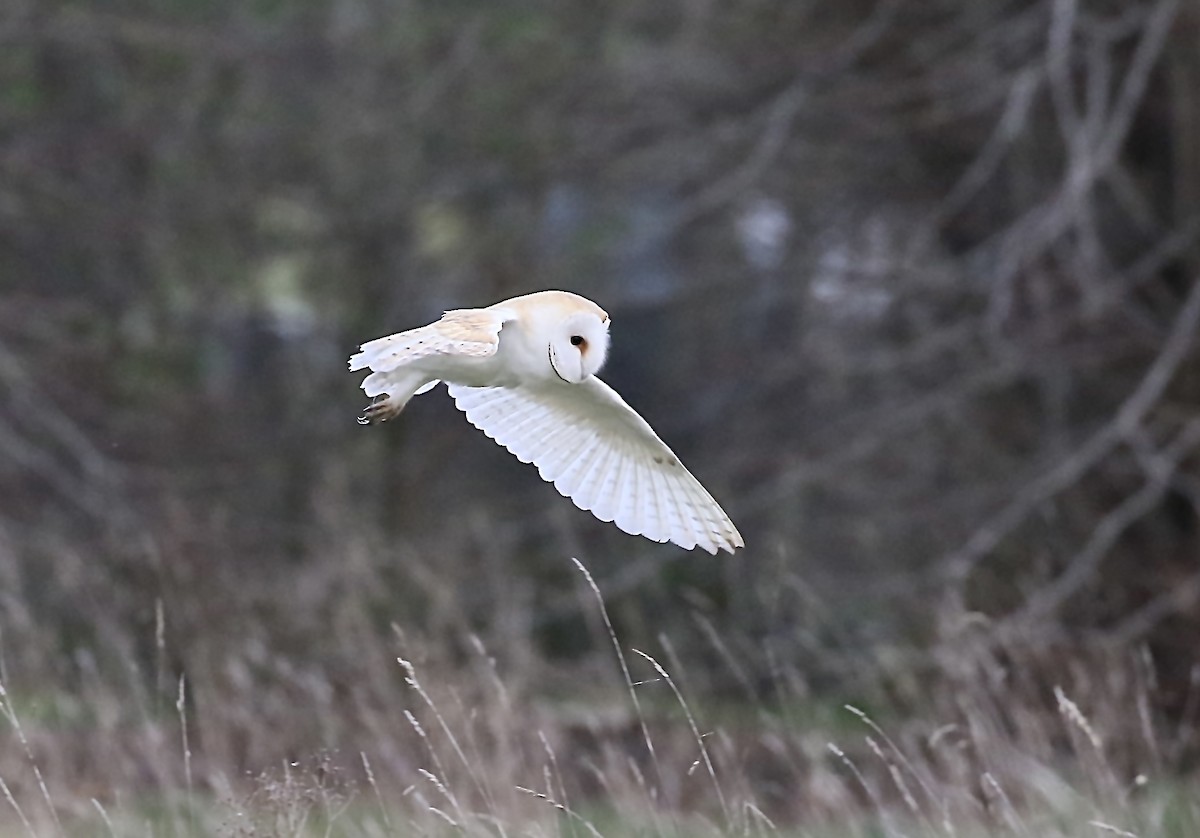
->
349, 290, 743, 554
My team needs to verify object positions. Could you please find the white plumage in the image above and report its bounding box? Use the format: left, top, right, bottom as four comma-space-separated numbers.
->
348, 290, 743, 554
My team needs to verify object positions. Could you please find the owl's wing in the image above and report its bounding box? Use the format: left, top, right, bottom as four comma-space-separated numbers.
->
447, 378, 743, 554
349, 307, 516, 423
348, 308, 513, 373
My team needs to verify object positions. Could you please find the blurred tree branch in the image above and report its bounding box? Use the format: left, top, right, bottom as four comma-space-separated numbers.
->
942, 276, 1200, 592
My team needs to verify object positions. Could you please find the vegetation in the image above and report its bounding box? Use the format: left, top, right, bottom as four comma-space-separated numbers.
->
1, 0, 1199, 834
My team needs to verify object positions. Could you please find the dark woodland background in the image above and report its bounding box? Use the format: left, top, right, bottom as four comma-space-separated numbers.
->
1, 0, 1199, 832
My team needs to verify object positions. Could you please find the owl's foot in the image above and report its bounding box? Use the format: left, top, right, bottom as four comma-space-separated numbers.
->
358, 395, 403, 425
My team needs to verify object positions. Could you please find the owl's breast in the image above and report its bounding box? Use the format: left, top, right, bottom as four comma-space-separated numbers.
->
492, 322, 562, 386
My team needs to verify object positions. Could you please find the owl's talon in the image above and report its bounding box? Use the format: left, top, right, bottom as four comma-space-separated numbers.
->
359, 396, 402, 424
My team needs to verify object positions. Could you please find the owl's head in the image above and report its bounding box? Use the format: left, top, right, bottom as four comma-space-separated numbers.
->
548, 309, 610, 383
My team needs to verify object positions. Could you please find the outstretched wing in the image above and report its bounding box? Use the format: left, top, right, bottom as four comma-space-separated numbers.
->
349, 307, 514, 423
448, 378, 743, 554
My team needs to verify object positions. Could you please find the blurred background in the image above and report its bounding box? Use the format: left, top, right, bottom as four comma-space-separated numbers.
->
2, 0, 1199, 834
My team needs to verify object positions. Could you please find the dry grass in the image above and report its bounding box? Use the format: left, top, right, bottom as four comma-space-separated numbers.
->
0, 556, 1196, 838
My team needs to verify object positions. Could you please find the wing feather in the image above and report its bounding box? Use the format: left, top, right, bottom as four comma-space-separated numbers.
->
529, 423, 581, 479
630, 460, 655, 539
556, 427, 604, 499
647, 462, 684, 548
349, 308, 509, 372
659, 463, 701, 551
539, 421, 589, 477
567, 434, 611, 513
447, 378, 742, 554
608, 450, 632, 533
588, 442, 623, 523
613, 449, 641, 536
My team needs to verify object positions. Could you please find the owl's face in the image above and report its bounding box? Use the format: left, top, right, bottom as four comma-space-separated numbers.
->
548, 310, 610, 383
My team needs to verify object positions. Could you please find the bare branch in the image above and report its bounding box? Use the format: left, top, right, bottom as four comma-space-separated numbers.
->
943, 276, 1200, 587
1005, 416, 1200, 628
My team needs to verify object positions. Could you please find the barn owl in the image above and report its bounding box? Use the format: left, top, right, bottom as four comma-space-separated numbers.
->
348, 290, 743, 554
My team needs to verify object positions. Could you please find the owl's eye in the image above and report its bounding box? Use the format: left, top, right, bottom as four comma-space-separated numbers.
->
570, 335, 585, 347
